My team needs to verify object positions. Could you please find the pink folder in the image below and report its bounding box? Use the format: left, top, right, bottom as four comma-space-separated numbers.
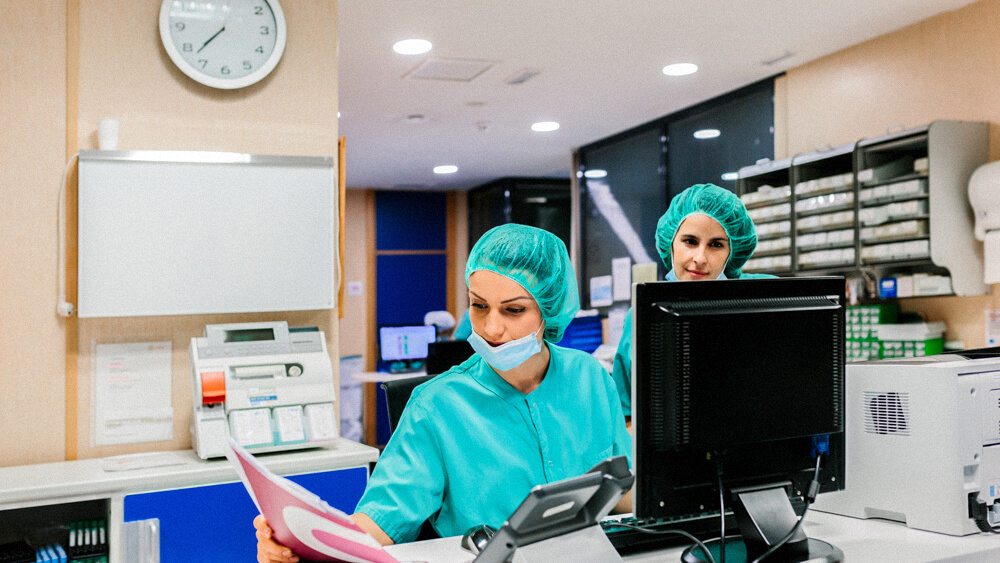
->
226, 438, 399, 563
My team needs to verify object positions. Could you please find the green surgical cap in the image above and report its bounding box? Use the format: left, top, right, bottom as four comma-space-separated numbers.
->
655, 183, 757, 279
466, 224, 579, 343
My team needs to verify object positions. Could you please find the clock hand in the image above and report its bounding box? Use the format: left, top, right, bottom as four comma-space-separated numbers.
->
197, 26, 226, 53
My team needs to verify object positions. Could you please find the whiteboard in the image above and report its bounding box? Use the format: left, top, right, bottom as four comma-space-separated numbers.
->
77, 150, 337, 317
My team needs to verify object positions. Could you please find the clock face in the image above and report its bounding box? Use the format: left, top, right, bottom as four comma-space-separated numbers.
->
160, 0, 286, 89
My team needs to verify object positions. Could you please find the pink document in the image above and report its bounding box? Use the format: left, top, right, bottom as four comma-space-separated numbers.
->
226, 438, 399, 563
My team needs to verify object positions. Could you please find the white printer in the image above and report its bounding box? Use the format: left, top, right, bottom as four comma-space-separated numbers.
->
189, 321, 338, 459
812, 349, 1000, 534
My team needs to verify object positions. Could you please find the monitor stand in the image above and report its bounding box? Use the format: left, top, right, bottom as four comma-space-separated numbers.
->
499, 525, 622, 563
680, 486, 843, 563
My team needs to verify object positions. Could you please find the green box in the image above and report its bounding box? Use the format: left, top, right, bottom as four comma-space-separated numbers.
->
879, 337, 944, 359
846, 337, 881, 363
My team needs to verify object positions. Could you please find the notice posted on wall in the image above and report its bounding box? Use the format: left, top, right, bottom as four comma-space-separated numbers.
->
92, 341, 173, 446
612, 257, 632, 302
987, 310, 1000, 346
590, 275, 613, 308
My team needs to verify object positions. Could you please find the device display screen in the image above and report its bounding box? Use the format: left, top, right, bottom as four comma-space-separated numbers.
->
224, 328, 276, 343
379, 325, 436, 361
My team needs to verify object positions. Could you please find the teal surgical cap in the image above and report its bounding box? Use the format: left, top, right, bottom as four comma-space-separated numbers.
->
466, 224, 579, 343
655, 183, 757, 279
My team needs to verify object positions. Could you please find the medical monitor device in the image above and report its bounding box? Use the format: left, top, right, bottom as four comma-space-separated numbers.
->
632, 277, 846, 562
189, 321, 339, 459
378, 325, 437, 362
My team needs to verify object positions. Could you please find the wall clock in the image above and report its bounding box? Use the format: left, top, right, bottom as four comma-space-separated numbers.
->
159, 0, 287, 89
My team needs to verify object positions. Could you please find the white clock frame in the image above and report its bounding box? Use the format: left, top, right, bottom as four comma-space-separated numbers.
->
158, 0, 287, 90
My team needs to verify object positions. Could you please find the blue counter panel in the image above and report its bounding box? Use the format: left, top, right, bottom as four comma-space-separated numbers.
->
124, 466, 368, 563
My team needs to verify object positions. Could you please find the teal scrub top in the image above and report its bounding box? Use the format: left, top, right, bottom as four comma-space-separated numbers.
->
610, 271, 776, 417
611, 308, 636, 418
355, 343, 633, 543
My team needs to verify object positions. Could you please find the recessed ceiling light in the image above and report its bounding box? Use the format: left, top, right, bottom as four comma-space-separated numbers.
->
721, 172, 739, 181
337, 112, 341, 118
693, 129, 721, 139
531, 121, 560, 132
433, 165, 458, 174
393, 39, 432, 55
662, 63, 698, 76
584, 169, 608, 179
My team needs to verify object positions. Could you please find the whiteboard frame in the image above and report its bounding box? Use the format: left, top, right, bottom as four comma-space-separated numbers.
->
77, 150, 338, 317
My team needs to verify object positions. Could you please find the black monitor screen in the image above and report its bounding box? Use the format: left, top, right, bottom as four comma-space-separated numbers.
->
632, 277, 846, 561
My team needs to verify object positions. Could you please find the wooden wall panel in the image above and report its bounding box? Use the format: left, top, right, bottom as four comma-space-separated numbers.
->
341, 189, 370, 360
782, 0, 1000, 348
74, 310, 334, 459
451, 191, 469, 317
0, 0, 69, 466
785, 0, 1000, 159
70, 0, 340, 461
0, 0, 339, 466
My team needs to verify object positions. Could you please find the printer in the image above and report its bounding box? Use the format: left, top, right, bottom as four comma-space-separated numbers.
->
812, 349, 1000, 534
189, 321, 338, 459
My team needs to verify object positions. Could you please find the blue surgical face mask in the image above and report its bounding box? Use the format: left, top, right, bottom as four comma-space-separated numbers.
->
467, 322, 544, 372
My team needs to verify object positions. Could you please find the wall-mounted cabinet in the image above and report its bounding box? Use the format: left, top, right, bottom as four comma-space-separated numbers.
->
738, 157, 793, 275
737, 120, 989, 296
791, 144, 857, 273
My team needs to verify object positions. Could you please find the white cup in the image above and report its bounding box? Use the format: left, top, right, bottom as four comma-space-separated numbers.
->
98, 118, 120, 150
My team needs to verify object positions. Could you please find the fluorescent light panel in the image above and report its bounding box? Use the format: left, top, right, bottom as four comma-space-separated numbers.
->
393, 39, 432, 55
662, 63, 698, 76
531, 121, 560, 132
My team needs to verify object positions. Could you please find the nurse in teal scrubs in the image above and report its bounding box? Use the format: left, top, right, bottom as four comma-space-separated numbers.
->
255, 224, 632, 561
612, 184, 773, 426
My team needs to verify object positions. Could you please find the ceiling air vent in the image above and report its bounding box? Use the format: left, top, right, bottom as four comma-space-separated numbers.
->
863, 391, 910, 436
404, 58, 495, 82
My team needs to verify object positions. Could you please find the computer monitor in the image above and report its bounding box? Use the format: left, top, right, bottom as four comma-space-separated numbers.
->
632, 277, 846, 563
378, 325, 436, 363
425, 340, 475, 375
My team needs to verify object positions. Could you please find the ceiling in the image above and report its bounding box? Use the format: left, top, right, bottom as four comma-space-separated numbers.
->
337, 0, 977, 191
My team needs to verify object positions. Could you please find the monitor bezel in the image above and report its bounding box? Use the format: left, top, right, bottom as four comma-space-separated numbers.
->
631, 276, 846, 522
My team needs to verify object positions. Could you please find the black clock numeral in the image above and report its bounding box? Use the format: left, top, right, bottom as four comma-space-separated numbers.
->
174, 22, 185, 32
243, 61, 253, 70
198, 59, 208, 69
182, 43, 193, 52
255, 46, 264, 54
260, 25, 270, 35
254, 6, 264, 15
221, 65, 231, 75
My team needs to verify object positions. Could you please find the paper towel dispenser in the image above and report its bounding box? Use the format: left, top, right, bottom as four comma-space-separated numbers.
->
968, 161, 1000, 284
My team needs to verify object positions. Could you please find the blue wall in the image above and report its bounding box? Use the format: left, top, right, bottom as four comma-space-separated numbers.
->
374, 191, 449, 444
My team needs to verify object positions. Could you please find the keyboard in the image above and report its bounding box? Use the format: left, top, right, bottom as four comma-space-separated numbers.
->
601, 512, 735, 555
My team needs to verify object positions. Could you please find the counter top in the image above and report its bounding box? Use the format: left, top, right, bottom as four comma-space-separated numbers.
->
0, 438, 378, 506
